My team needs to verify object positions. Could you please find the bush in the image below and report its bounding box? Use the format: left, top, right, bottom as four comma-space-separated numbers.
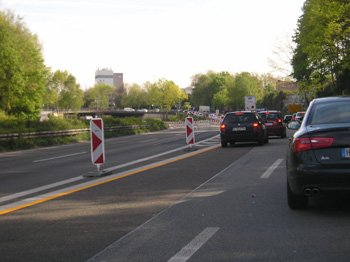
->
167, 113, 191, 122
0, 115, 89, 134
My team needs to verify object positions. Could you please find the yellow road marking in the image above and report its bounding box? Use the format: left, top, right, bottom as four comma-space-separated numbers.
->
0, 145, 220, 216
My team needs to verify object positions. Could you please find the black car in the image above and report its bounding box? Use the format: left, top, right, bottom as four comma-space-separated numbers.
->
286, 96, 350, 209
283, 114, 292, 123
220, 111, 268, 147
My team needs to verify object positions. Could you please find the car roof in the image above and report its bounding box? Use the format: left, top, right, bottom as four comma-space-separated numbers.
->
258, 110, 280, 113
312, 96, 350, 104
226, 111, 255, 114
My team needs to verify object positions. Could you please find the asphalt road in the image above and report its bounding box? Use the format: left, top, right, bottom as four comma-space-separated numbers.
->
1, 127, 350, 262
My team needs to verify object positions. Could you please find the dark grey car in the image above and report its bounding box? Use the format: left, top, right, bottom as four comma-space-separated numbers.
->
286, 96, 350, 209
220, 111, 268, 147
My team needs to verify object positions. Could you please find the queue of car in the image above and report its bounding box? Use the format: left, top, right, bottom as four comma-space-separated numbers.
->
219, 109, 287, 147
218, 99, 350, 210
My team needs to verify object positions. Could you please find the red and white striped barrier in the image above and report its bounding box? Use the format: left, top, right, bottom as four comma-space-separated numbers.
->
186, 117, 195, 145
90, 118, 105, 170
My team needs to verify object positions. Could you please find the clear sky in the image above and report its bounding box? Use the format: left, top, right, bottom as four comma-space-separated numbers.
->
1, 0, 305, 89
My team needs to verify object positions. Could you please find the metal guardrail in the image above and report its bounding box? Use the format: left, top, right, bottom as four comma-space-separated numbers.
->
0, 121, 221, 140
0, 125, 152, 140
166, 120, 222, 129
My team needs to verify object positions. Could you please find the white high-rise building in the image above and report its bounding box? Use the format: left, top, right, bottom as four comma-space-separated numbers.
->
95, 68, 123, 89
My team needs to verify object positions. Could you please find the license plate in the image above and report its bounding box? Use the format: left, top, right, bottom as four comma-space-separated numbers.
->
265, 123, 273, 126
341, 148, 350, 158
233, 127, 246, 131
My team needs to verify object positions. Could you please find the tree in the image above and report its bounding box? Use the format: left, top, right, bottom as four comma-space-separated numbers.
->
145, 79, 187, 111
145, 81, 162, 108
227, 72, 264, 110
258, 91, 288, 113
42, 71, 57, 110
45, 70, 65, 113
115, 83, 127, 108
268, 33, 295, 76
292, 0, 350, 96
212, 87, 229, 111
259, 73, 279, 93
59, 74, 84, 112
125, 83, 148, 109
86, 84, 115, 109
44, 70, 83, 112
190, 71, 233, 110
182, 102, 191, 111
0, 9, 48, 119
178, 88, 189, 109
191, 73, 212, 107
158, 79, 184, 111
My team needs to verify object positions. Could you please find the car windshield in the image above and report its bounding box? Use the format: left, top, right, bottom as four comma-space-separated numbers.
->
308, 101, 350, 125
225, 113, 255, 123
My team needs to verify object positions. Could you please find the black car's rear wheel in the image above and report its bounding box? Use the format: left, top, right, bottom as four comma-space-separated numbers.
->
281, 130, 286, 138
258, 136, 264, 146
287, 181, 308, 209
264, 134, 269, 144
221, 141, 227, 147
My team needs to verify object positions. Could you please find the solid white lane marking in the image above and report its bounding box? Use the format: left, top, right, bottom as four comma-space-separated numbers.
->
260, 158, 284, 179
33, 152, 87, 163
0, 176, 85, 203
168, 227, 219, 262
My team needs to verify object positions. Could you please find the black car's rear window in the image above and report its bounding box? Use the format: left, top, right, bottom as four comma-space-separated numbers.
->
308, 101, 350, 125
224, 113, 256, 123
259, 113, 278, 120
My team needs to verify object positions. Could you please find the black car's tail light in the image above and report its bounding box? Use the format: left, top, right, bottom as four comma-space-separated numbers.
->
220, 124, 226, 133
294, 137, 334, 152
253, 122, 259, 131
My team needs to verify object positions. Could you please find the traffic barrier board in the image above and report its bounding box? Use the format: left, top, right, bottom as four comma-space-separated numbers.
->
90, 118, 105, 167
186, 117, 195, 145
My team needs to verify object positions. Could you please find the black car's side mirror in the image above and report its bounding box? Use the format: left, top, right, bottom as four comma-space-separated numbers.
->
287, 120, 301, 130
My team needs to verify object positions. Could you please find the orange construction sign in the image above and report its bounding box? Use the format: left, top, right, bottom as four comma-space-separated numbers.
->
288, 104, 302, 112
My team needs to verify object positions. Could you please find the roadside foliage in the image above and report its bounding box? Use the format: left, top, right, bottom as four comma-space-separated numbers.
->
0, 9, 48, 119
292, 0, 350, 97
